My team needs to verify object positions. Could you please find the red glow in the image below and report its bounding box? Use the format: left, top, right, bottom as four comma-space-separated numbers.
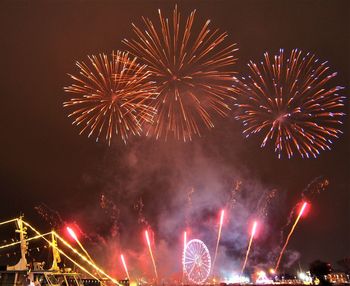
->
144, 230, 158, 279
241, 221, 258, 275
145, 230, 151, 247
212, 209, 226, 274
299, 202, 309, 217
66, 226, 78, 241
274, 201, 309, 271
220, 209, 225, 226
184, 231, 187, 249
120, 254, 130, 279
251, 221, 258, 237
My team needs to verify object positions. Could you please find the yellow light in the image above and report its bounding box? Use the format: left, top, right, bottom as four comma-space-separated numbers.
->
0, 218, 18, 226
24, 228, 100, 282
21, 220, 113, 286
258, 270, 266, 276
66, 227, 96, 265
54, 231, 121, 285
0, 232, 51, 250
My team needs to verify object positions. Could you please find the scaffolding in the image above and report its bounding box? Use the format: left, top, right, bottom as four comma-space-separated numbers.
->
0, 216, 121, 286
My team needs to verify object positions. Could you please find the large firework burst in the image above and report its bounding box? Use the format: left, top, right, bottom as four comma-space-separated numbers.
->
64, 51, 157, 145
123, 6, 238, 141
233, 49, 345, 159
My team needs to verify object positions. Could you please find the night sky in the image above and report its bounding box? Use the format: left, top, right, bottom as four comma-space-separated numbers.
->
0, 0, 349, 278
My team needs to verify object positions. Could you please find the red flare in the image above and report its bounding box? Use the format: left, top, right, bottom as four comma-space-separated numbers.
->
145, 230, 151, 247
212, 209, 226, 275
220, 209, 225, 226
251, 221, 258, 237
299, 201, 308, 217
66, 226, 78, 241
120, 254, 130, 280
241, 221, 259, 275
275, 202, 309, 272
145, 230, 158, 280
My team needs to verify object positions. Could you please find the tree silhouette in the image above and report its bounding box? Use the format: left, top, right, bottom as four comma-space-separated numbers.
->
309, 260, 332, 286
337, 257, 350, 273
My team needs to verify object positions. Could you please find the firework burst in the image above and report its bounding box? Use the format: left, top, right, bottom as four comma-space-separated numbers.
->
64, 51, 157, 145
233, 49, 345, 158
123, 6, 238, 141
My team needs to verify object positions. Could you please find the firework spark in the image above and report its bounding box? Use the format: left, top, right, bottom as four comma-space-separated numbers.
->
275, 202, 308, 272
64, 51, 157, 145
123, 6, 238, 141
302, 176, 329, 201
35, 203, 64, 229
121, 254, 130, 280
233, 49, 345, 158
241, 221, 258, 275
145, 230, 158, 280
212, 209, 225, 276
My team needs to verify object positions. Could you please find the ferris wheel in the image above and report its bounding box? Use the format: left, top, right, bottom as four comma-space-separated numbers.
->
183, 239, 211, 284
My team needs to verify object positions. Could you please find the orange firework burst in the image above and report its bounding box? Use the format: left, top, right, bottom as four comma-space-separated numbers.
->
64, 51, 157, 145
123, 6, 238, 141
233, 49, 345, 158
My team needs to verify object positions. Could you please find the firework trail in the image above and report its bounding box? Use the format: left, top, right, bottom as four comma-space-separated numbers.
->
233, 48, 345, 158
123, 6, 238, 141
145, 230, 158, 280
120, 254, 130, 280
226, 180, 242, 210
64, 51, 157, 145
185, 187, 195, 227
302, 176, 329, 201
183, 231, 187, 252
257, 189, 277, 219
280, 177, 329, 245
100, 193, 121, 238
52, 231, 121, 285
275, 202, 308, 272
241, 221, 258, 275
212, 209, 225, 276
66, 226, 96, 266
134, 197, 150, 227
